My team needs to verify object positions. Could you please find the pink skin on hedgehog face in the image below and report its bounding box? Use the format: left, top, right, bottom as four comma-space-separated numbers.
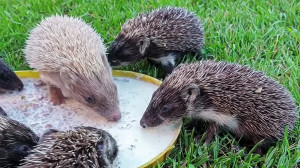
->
69, 87, 121, 122
60, 68, 121, 122
41, 69, 122, 122
96, 107, 121, 122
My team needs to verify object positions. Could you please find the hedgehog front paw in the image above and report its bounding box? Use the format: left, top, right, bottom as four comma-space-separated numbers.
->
49, 86, 65, 105
203, 123, 218, 145
194, 134, 204, 143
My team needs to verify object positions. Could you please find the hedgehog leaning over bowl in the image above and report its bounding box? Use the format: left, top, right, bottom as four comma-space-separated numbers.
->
0, 107, 39, 167
24, 15, 121, 121
0, 58, 24, 92
107, 6, 204, 75
140, 60, 298, 154
19, 127, 118, 168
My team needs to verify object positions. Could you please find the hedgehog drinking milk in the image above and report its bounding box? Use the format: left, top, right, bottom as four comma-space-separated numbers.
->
140, 60, 297, 154
0, 58, 24, 92
24, 15, 121, 121
108, 7, 204, 74
0, 108, 39, 167
20, 127, 118, 168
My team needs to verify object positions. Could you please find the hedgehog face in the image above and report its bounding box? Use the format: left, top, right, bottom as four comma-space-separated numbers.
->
73, 126, 118, 166
60, 68, 121, 121
0, 143, 36, 167
140, 83, 208, 128
0, 59, 24, 91
107, 34, 150, 67
0, 117, 39, 167
95, 129, 118, 165
140, 84, 194, 128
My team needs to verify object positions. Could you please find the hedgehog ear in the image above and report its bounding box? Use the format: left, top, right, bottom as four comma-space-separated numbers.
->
60, 67, 79, 91
181, 83, 200, 102
139, 37, 150, 55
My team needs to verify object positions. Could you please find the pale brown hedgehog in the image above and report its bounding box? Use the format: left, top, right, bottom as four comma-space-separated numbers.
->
0, 114, 39, 167
24, 15, 121, 121
19, 127, 118, 168
140, 60, 298, 154
108, 6, 204, 74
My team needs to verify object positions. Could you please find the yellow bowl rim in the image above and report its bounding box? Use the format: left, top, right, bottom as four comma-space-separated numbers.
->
14, 70, 182, 168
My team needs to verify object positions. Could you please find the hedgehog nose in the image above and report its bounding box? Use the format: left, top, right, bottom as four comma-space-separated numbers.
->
17, 86, 23, 91
108, 112, 121, 122
140, 120, 147, 128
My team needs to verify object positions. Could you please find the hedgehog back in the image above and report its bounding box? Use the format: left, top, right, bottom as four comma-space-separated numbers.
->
24, 15, 110, 78
122, 7, 204, 52
160, 60, 297, 139
20, 129, 107, 168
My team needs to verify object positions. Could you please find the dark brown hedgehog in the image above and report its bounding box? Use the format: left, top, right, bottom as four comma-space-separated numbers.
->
0, 58, 23, 92
140, 60, 298, 154
108, 6, 204, 74
0, 113, 39, 167
19, 127, 118, 168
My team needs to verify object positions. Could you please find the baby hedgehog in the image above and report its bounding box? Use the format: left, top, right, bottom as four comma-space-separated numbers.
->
0, 113, 39, 167
24, 15, 121, 121
108, 6, 204, 74
19, 127, 118, 168
0, 58, 23, 92
140, 60, 298, 154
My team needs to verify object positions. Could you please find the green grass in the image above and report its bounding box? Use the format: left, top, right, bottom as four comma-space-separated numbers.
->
1, 0, 299, 167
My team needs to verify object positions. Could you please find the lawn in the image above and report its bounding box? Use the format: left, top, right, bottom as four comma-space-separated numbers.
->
0, 0, 299, 167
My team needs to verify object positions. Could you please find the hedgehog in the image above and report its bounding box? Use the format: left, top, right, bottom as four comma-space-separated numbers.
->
140, 60, 298, 154
24, 15, 121, 121
107, 6, 204, 74
0, 58, 24, 92
0, 114, 39, 167
19, 127, 118, 168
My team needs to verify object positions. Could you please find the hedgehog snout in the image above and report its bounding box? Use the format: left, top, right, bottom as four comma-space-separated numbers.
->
140, 119, 147, 128
107, 111, 121, 122
17, 83, 24, 91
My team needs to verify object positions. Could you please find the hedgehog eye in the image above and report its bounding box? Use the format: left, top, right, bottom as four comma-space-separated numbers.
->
86, 96, 95, 104
110, 60, 120, 66
161, 105, 172, 113
17, 145, 30, 155
21, 146, 29, 152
